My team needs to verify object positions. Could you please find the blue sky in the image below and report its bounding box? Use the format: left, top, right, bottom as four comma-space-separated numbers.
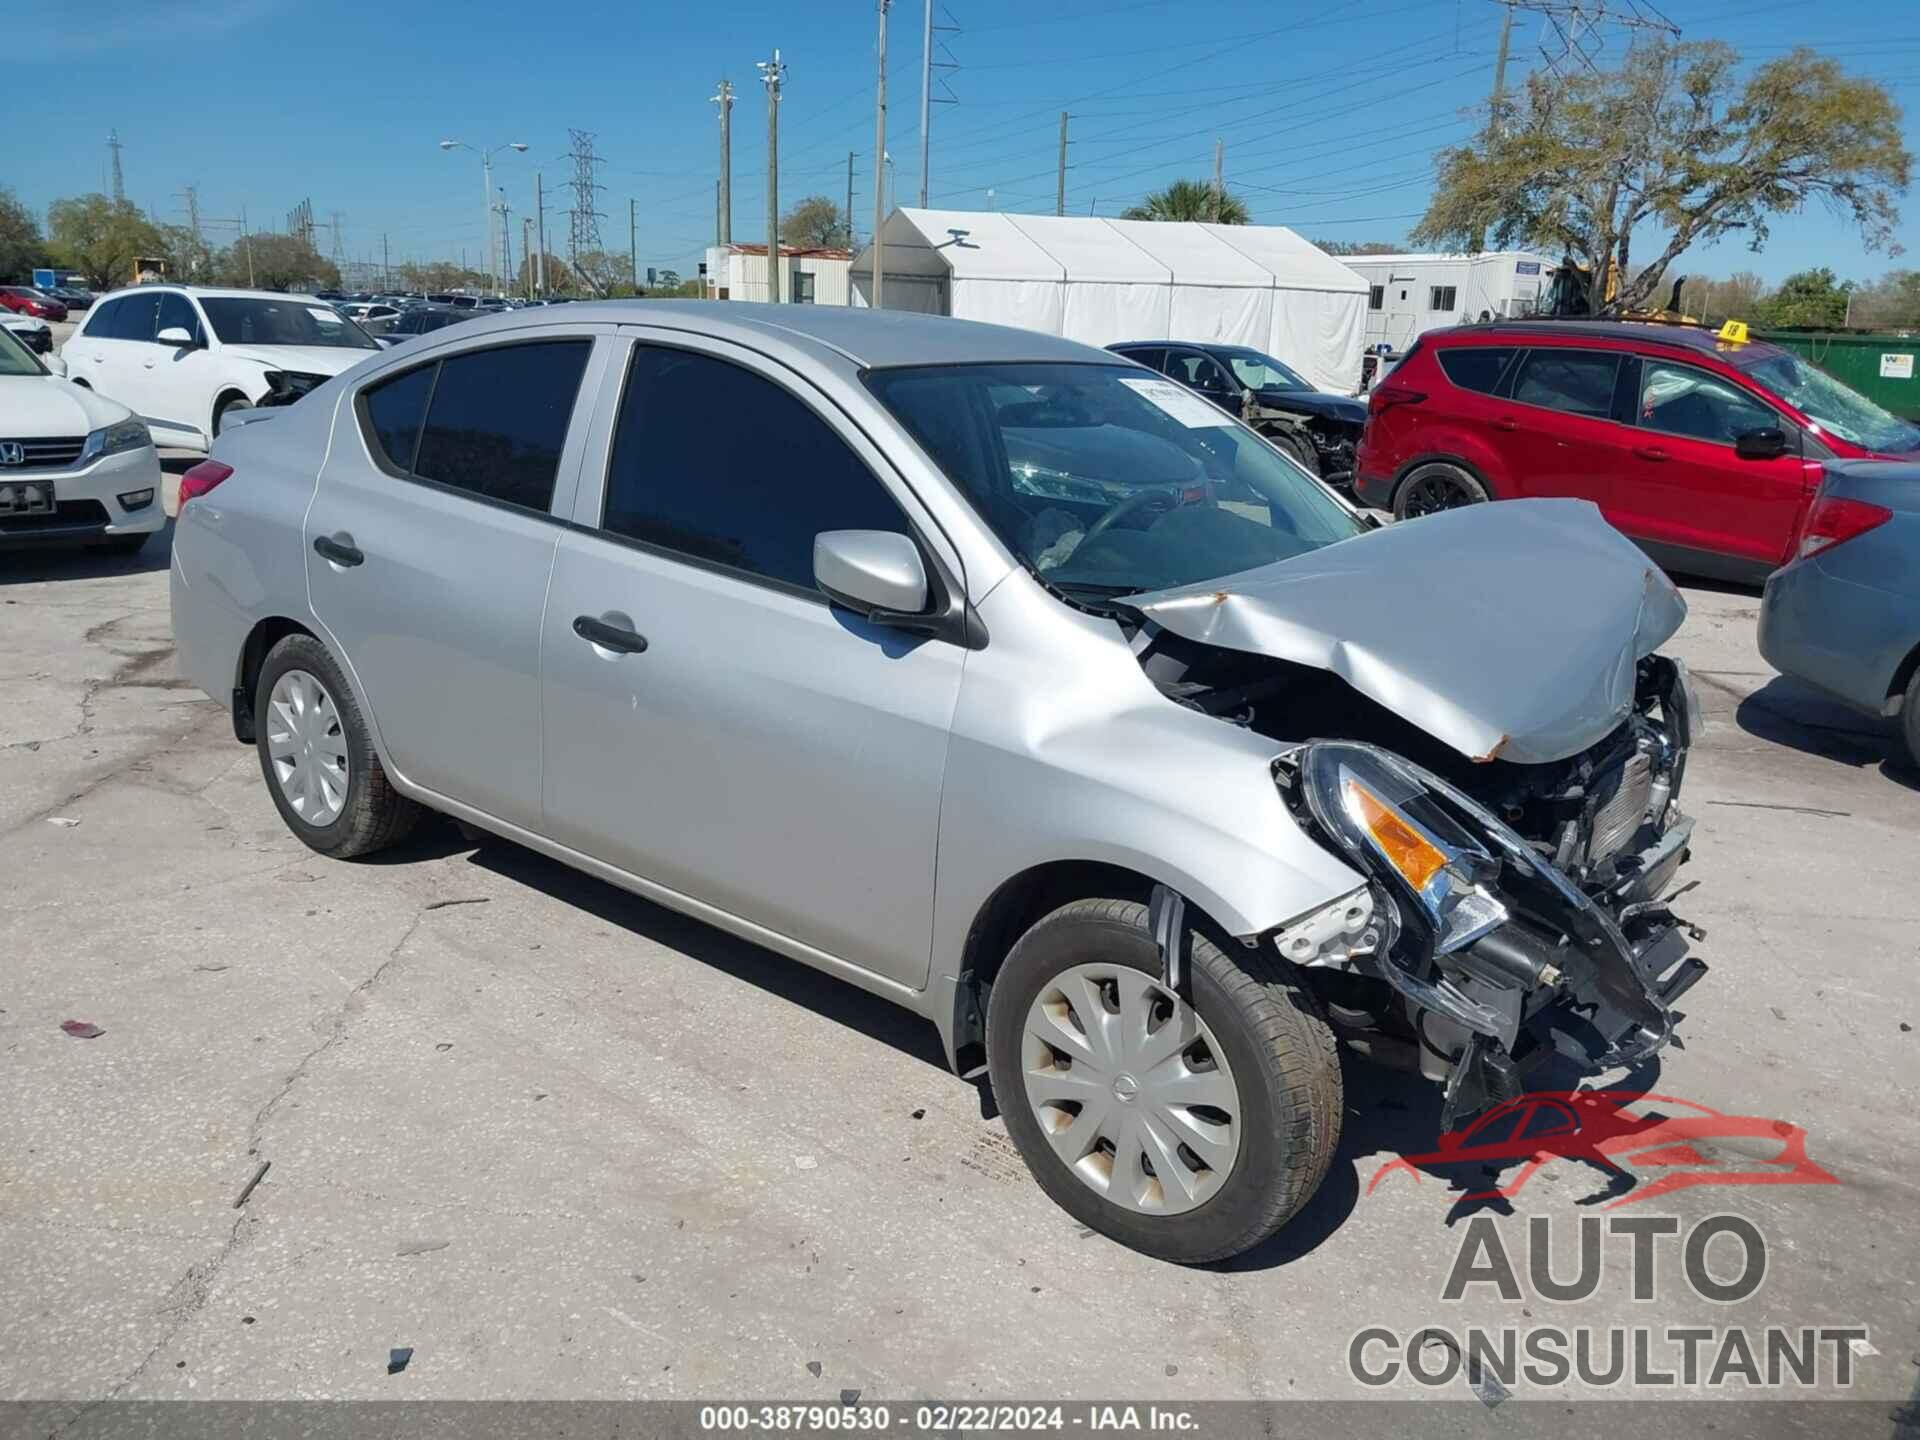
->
11, 0, 1919, 285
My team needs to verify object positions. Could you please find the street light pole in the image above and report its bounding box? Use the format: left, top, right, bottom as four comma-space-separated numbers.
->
441, 139, 528, 290
874, 0, 890, 310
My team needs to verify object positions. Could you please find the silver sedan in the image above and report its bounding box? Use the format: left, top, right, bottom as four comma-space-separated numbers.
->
169, 302, 1708, 1262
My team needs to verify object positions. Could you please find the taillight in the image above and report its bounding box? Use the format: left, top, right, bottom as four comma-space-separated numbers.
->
1370, 384, 1427, 414
1796, 493, 1892, 558
178, 460, 233, 505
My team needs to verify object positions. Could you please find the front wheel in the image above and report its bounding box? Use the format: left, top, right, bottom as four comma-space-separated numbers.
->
1274, 431, 1321, 477
987, 898, 1341, 1264
213, 395, 253, 437
1899, 667, 1920, 775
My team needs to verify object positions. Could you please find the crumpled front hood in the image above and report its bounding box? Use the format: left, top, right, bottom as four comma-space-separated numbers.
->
1260, 390, 1368, 427
1124, 499, 1687, 765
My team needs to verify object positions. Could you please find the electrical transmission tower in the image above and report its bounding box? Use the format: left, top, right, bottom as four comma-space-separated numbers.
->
288, 198, 315, 248
326, 211, 347, 271
107, 129, 126, 201
566, 129, 606, 279
1491, 0, 1679, 78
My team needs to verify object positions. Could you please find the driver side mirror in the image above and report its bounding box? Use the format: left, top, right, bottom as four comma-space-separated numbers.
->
814, 530, 929, 618
156, 326, 199, 349
1735, 426, 1791, 460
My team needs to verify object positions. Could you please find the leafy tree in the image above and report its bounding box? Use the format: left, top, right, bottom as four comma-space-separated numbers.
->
571, 249, 632, 297
1121, 179, 1248, 224
48, 194, 164, 290
1412, 41, 1910, 316
219, 233, 338, 292
1850, 269, 1920, 328
0, 186, 48, 282
1314, 240, 1400, 256
399, 260, 496, 293
1684, 270, 1771, 323
154, 224, 220, 283
779, 195, 850, 248
512, 251, 577, 296
1752, 267, 1853, 328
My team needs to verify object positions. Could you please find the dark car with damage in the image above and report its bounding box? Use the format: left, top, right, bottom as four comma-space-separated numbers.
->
1109, 340, 1368, 488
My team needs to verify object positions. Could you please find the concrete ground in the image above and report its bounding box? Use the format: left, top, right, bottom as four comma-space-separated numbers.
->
0, 536, 1915, 1418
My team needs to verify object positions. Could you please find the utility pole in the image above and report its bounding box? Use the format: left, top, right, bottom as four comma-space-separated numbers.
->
522, 218, 533, 296
1055, 112, 1069, 216
382, 232, 391, 290
873, 0, 890, 309
1489, 2, 1514, 128
845, 151, 856, 254
712, 79, 734, 246
534, 173, 547, 297
240, 205, 255, 288
919, 0, 933, 206
630, 198, 638, 292
1211, 137, 1224, 222
758, 49, 785, 303
500, 204, 514, 296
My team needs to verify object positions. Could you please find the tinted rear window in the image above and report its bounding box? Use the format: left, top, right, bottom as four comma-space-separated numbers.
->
411, 341, 590, 512
1437, 346, 1515, 395
360, 363, 436, 472
1512, 349, 1621, 419
107, 292, 160, 341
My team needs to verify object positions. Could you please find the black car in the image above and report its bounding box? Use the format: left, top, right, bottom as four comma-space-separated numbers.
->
1107, 340, 1367, 489
379, 305, 472, 346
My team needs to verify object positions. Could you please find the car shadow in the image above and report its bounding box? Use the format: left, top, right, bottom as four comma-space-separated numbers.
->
449, 823, 953, 1073
1209, 1052, 1666, 1274
1734, 675, 1918, 790
0, 519, 174, 585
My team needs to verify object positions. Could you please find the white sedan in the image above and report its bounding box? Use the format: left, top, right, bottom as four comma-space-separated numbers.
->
0, 326, 165, 555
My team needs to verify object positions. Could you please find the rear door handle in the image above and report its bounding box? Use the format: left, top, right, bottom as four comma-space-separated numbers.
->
573, 614, 649, 655
1633, 445, 1669, 462
313, 535, 364, 567
1492, 416, 1518, 432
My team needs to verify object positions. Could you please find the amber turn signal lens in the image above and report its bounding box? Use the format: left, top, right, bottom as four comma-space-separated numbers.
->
1344, 779, 1447, 892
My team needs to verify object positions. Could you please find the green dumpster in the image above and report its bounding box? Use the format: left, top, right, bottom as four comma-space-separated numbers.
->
1752, 328, 1920, 421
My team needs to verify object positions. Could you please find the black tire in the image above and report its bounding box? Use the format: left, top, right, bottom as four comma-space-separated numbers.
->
213, 395, 253, 436
1899, 667, 1920, 774
254, 633, 421, 859
1275, 431, 1321, 477
986, 897, 1341, 1264
1392, 461, 1490, 520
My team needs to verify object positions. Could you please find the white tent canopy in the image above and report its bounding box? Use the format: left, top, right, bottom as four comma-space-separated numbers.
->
851, 208, 1368, 392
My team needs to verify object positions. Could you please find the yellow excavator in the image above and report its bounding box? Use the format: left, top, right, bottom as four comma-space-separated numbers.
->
1544, 258, 1694, 322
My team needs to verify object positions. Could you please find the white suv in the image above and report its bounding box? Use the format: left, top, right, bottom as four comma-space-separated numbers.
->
60, 286, 383, 451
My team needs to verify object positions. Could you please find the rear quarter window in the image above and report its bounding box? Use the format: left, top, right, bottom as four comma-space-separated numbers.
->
1437, 346, 1516, 395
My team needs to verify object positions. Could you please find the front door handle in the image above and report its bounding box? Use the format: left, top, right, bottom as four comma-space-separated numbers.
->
1492, 415, 1518, 432
573, 614, 649, 655
313, 535, 365, 567
1633, 445, 1669, 463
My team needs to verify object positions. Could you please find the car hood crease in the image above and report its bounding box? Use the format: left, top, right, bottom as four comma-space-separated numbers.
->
1122, 498, 1687, 765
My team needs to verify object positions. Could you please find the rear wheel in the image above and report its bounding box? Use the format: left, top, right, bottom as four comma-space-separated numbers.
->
254, 634, 420, 858
1899, 668, 1920, 774
987, 897, 1341, 1264
1393, 461, 1489, 519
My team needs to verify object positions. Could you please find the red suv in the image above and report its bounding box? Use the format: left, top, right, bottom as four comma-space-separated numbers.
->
1354, 321, 1920, 580
0, 286, 69, 322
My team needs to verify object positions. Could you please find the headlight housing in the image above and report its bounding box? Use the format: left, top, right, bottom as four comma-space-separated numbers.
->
1294, 742, 1508, 955
81, 417, 152, 462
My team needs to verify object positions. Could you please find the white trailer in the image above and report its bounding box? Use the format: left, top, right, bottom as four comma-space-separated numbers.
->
1343, 252, 1558, 351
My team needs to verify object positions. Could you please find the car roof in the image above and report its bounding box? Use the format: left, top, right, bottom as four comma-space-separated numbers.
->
1428, 319, 1791, 366
413, 299, 1117, 369
91, 284, 331, 305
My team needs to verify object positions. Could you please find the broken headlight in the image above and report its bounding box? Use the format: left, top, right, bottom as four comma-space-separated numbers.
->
1296, 743, 1507, 956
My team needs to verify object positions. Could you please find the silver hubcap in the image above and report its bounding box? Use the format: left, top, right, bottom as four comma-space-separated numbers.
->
1021, 962, 1241, 1215
266, 669, 350, 826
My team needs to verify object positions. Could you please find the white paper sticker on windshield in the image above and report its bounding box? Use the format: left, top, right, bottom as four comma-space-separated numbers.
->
307, 307, 343, 324
1118, 375, 1235, 428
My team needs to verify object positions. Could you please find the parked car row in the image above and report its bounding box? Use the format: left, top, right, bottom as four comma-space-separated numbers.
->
0, 325, 165, 554
165, 300, 1712, 1263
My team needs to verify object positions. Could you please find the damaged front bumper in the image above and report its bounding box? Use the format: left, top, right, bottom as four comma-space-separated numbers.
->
1273, 660, 1706, 1127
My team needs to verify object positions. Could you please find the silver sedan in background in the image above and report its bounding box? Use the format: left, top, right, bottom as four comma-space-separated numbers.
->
1760, 460, 1920, 772
168, 303, 1708, 1262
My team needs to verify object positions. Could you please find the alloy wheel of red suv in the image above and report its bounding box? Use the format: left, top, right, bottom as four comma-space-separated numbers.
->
1395, 462, 1489, 519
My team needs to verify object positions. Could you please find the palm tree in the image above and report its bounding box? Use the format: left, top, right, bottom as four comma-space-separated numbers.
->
1120, 178, 1249, 224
